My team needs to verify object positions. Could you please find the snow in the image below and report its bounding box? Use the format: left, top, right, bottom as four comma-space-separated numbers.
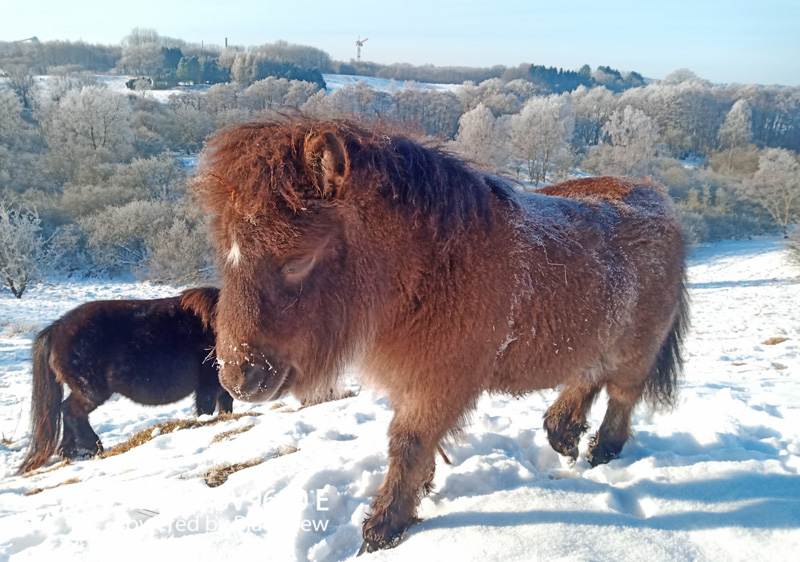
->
1, 73, 457, 103
0, 75, 211, 104
93, 75, 212, 103
320, 74, 460, 94
1, 237, 799, 561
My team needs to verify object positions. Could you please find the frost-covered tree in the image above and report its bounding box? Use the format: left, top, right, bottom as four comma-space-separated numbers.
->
454, 103, 509, 169
570, 85, 615, 146
719, 99, 753, 149
456, 81, 483, 113
121, 27, 161, 47
510, 95, 574, 183
662, 68, 697, 85
4, 65, 37, 110
43, 86, 134, 160
0, 90, 33, 149
300, 90, 334, 118
45, 72, 102, 104
244, 77, 291, 110
455, 78, 521, 116
0, 201, 44, 298
739, 148, 800, 237
504, 79, 538, 103
718, 99, 753, 170
165, 105, 215, 153
600, 106, 659, 174
117, 43, 165, 76
617, 79, 722, 155
204, 82, 242, 114
284, 80, 321, 108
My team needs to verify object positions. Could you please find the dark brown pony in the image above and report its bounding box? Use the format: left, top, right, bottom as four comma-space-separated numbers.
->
196, 119, 688, 553
20, 288, 231, 473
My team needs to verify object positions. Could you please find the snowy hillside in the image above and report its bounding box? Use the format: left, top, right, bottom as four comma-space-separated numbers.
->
0, 73, 458, 103
321, 74, 460, 94
1, 237, 799, 561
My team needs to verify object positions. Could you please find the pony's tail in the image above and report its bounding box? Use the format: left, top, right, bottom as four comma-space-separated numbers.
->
644, 262, 690, 410
19, 324, 63, 473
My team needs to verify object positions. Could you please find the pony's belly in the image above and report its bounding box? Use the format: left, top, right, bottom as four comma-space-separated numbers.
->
108, 359, 200, 406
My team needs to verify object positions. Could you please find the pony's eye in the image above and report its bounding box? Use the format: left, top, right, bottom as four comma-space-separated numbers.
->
282, 256, 315, 280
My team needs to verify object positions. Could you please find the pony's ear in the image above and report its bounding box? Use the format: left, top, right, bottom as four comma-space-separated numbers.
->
304, 131, 350, 198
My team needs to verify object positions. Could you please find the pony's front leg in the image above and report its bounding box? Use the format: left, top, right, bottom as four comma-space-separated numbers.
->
360, 417, 439, 554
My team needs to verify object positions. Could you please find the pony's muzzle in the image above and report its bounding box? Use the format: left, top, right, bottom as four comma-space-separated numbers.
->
222, 362, 294, 403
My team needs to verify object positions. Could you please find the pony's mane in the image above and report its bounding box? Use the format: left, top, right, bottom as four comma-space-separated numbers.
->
197, 117, 517, 234
181, 287, 220, 330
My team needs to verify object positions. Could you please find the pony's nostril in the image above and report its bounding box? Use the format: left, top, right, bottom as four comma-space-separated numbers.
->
242, 363, 268, 390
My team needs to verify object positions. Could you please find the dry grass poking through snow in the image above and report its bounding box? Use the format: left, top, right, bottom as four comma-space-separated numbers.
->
762, 336, 789, 345
211, 423, 256, 444
202, 445, 299, 487
25, 477, 80, 496
100, 412, 260, 459
202, 459, 265, 487
22, 460, 71, 478
0, 319, 41, 338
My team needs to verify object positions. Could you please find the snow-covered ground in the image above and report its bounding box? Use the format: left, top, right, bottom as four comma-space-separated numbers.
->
1, 73, 457, 104
321, 74, 460, 94
94, 75, 212, 103
0, 75, 209, 104
1, 237, 799, 561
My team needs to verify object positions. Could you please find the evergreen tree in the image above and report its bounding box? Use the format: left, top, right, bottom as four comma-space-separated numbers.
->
176, 56, 201, 84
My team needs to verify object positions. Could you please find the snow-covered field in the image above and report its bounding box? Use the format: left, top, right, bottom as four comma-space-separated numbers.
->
1, 237, 799, 561
321, 74, 460, 94
1, 73, 457, 103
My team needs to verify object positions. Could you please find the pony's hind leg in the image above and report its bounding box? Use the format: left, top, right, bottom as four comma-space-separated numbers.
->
587, 381, 643, 467
59, 393, 103, 459
544, 381, 600, 460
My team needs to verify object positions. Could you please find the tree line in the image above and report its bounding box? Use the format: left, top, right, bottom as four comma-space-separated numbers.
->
1, 32, 799, 296
2, 27, 650, 95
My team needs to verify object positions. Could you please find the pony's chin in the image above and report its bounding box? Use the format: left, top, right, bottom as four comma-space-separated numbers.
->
270, 367, 295, 400
223, 366, 295, 403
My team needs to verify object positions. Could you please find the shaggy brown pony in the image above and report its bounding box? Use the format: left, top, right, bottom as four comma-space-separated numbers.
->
196, 119, 688, 553
20, 288, 231, 473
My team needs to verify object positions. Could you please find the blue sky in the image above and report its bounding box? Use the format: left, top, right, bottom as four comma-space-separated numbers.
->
3, 0, 799, 85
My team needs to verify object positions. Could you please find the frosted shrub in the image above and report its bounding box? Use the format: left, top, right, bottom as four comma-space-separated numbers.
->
79, 200, 173, 270
738, 148, 800, 237
0, 201, 44, 298
145, 218, 214, 283
42, 224, 92, 273
61, 183, 145, 218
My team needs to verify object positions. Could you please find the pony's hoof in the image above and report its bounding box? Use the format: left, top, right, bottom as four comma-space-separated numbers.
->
59, 440, 103, 461
360, 514, 418, 554
586, 441, 620, 467
544, 417, 588, 460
